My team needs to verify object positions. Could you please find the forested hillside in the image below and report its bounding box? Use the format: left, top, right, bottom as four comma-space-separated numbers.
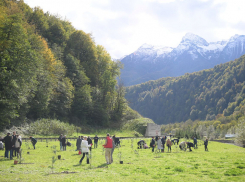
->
0, 0, 142, 129
125, 54, 245, 125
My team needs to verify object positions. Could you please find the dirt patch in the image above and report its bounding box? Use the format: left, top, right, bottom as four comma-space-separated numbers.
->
50, 171, 78, 174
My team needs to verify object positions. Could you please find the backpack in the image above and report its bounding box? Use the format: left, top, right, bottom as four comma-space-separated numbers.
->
0, 142, 3, 149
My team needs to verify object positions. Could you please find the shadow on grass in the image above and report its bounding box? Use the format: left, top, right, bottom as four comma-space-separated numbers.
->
73, 164, 81, 167
97, 163, 108, 168
0, 158, 13, 162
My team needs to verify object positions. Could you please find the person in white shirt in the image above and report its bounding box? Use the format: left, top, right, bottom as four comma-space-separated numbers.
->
14, 135, 22, 158
79, 136, 91, 164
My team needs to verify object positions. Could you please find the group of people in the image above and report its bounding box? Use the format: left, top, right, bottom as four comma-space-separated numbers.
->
75, 135, 95, 152
77, 133, 117, 165
56, 133, 119, 165
58, 134, 68, 151
1, 132, 22, 159
0, 131, 37, 160
1, 131, 209, 165
150, 136, 209, 152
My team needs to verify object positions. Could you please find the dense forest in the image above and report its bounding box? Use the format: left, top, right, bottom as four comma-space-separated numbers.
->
125, 54, 245, 125
0, 0, 144, 130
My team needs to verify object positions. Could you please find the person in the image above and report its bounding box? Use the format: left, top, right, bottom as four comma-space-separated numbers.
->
58, 134, 63, 151
15, 135, 22, 158
113, 135, 120, 147
62, 135, 66, 151
174, 138, 179, 145
111, 135, 115, 163
11, 131, 17, 157
87, 136, 92, 151
166, 138, 172, 152
30, 136, 37, 149
186, 142, 194, 151
103, 133, 113, 164
137, 140, 145, 149
3, 133, 12, 159
161, 136, 166, 152
79, 136, 91, 164
157, 137, 163, 152
179, 141, 186, 151
204, 138, 208, 151
193, 137, 197, 149
150, 137, 155, 152
143, 143, 149, 149
94, 135, 99, 148
171, 139, 175, 145
76, 136, 81, 151
155, 135, 159, 142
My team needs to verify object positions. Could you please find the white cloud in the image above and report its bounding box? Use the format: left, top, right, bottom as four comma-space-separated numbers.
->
24, 0, 245, 59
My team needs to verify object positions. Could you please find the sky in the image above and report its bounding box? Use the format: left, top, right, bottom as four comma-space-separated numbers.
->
24, 0, 245, 59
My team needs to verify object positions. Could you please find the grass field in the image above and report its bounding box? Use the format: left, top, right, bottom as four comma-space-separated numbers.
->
0, 138, 245, 182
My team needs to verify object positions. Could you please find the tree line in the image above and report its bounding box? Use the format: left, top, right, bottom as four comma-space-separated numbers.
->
0, 0, 132, 129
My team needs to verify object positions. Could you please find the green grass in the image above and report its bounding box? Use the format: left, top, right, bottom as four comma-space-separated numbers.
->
0, 139, 245, 181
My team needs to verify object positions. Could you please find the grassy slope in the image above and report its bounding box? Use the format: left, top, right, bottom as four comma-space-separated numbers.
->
0, 139, 245, 182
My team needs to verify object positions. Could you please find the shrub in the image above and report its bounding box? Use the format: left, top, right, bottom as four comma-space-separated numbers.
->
122, 118, 154, 135
29, 119, 77, 136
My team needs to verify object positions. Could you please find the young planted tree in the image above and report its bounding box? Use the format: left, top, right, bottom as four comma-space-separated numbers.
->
235, 118, 245, 147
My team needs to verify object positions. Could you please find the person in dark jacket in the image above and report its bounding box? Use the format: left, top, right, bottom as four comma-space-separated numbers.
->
161, 137, 165, 152
4, 133, 12, 159
11, 131, 17, 157
137, 140, 145, 149
30, 136, 37, 149
204, 138, 208, 151
193, 137, 197, 149
87, 136, 92, 151
62, 135, 66, 151
76, 136, 81, 151
150, 137, 155, 152
186, 142, 194, 151
113, 135, 120, 147
155, 136, 158, 142
58, 134, 63, 151
174, 138, 179, 145
94, 135, 99, 148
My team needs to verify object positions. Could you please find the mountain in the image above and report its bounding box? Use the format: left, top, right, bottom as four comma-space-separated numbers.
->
120, 33, 245, 86
125, 54, 245, 125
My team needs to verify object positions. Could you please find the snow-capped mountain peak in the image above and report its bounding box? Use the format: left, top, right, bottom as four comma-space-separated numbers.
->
120, 33, 245, 86
135, 43, 173, 57
181, 32, 209, 46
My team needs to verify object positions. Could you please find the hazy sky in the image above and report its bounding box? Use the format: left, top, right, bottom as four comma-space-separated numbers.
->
25, 0, 245, 59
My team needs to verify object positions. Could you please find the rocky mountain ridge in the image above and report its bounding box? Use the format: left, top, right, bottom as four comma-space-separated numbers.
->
120, 33, 245, 86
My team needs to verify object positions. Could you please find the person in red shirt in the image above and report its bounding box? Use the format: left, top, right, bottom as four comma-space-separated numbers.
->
103, 133, 113, 164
